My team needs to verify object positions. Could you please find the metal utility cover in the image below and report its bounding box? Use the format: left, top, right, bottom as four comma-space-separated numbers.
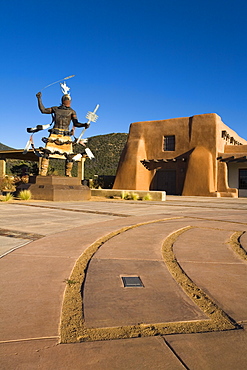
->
121, 276, 144, 287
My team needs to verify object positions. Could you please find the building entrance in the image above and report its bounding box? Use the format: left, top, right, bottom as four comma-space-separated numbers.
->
155, 169, 177, 194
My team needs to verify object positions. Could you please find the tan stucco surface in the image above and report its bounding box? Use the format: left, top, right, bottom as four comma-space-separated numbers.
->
113, 113, 247, 197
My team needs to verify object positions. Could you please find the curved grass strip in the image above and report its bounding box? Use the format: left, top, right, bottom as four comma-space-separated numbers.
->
228, 231, 247, 260
60, 222, 239, 343
59, 217, 183, 343
162, 227, 238, 332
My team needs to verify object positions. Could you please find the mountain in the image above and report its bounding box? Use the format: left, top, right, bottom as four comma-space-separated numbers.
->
83, 133, 128, 178
2, 133, 128, 179
0, 143, 14, 150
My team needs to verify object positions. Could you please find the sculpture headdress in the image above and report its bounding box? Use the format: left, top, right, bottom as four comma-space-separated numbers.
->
60, 81, 71, 102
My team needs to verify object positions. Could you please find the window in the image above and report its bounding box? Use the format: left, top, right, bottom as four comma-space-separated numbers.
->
163, 135, 175, 151
239, 169, 247, 189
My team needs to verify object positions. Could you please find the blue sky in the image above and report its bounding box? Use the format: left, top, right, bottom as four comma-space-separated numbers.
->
0, 0, 246, 149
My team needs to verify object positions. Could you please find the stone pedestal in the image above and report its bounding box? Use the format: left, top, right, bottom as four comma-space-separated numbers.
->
24, 176, 91, 201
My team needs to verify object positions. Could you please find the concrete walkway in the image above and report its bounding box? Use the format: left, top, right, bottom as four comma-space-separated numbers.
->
0, 196, 247, 369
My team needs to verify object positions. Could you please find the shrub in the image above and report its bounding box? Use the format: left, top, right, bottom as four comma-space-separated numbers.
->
121, 191, 130, 200
142, 193, 152, 201
1, 193, 14, 202
19, 190, 32, 200
130, 192, 139, 201
121, 191, 140, 200
0, 176, 15, 192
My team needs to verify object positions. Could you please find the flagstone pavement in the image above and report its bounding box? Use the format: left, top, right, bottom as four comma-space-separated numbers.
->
0, 196, 247, 369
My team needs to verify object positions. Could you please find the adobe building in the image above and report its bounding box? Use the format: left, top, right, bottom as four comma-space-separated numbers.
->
113, 113, 247, 197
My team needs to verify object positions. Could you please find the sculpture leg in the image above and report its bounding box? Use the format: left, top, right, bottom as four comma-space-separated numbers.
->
39, 157, 49, 176
66, 161, 73, 177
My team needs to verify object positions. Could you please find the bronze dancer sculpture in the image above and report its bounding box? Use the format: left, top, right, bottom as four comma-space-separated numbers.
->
35, 90, 89, 176
24, 78, 98, 176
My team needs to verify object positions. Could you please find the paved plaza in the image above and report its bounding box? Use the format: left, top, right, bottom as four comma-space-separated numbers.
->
0, 196, 247, 369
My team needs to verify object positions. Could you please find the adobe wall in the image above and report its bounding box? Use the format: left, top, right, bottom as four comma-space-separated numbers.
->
114, 115, 195, 190
113, 113, 246, 196
215, 119, 247, 197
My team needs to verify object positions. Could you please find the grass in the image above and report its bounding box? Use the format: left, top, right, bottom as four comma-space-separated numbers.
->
120, 191, 152, 201
228, 231, 247, 260
60, 220, 239, 343
121, 191, 130, 200
130, 192, 139, 201
18, 190, 32, 200
142, 193, 152, 201
64, 278, 79, 286
121, 191, 140, 200
1, 193, 14, 202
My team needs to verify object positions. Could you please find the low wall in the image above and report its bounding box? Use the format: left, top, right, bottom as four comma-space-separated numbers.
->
91, 189, 166, 201
239, 189, 247, 198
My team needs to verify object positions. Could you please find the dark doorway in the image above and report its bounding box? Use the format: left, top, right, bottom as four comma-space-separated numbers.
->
155, 169, 177, 194
239, 169, 247, 189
